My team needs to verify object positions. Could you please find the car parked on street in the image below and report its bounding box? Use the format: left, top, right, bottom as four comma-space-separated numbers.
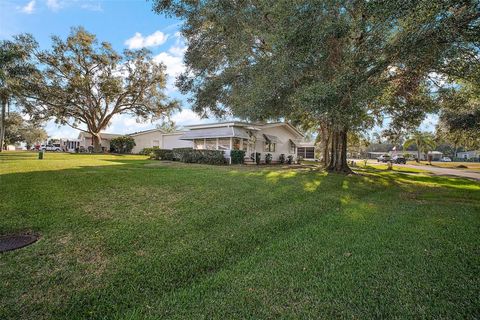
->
441, 157, 452, 162
392, 155, 407, 164
377, 154, 391, 162
40, 144, 62, 152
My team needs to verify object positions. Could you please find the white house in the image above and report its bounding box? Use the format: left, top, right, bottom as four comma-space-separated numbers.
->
456, 150, 480, 160
78, 132, 122, 151
74, 122, 314, 162
178, 122, 307, 163
129, 128, 192, 154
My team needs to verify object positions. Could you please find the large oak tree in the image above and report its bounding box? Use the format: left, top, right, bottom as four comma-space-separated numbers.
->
18, 27, 179, 152
153, 0, 479, 172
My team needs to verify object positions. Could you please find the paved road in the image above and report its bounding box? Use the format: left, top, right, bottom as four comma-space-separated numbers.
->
397, 164, 480, 181
363, 159, 480, 181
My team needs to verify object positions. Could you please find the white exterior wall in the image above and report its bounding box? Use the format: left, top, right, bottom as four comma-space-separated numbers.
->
162, 133, 193, 149
254, 126, 299, 162
131, 131, 164, 154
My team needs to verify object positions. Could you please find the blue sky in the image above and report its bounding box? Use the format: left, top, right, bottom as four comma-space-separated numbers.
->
0, 0, 214, 138
1, 0, 436, 139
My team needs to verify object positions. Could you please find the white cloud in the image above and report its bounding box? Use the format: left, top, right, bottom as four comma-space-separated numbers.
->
124, 31, 169, 49
20, 0, 36, 14
80, 2, 102, 12
46, 0, 61, 11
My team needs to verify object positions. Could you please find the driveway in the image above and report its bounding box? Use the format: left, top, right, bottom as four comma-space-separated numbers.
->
397, 163, 480, 181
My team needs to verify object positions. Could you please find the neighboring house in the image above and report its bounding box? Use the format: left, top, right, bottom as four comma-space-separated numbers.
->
456, 150, 480, 160
78, 132, 123, 151
367, 151, 443, 161
179, 122, 305, 163
129, 128, 192, 154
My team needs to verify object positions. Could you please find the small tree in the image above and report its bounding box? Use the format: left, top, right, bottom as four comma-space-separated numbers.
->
110, 136, 136, 154
17, 27, 179, 152
404, 131, 436, 162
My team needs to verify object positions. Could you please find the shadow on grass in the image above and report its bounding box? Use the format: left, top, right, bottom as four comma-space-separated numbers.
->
1, 156, 479, 318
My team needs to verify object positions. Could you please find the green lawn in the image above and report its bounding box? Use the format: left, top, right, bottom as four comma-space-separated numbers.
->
1, 152, 479, 319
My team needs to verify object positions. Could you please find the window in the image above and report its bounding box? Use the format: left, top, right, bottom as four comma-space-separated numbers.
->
242, 139, 248, 152
218, 138, 230, 150
205, 138, 217, 150
194, 139, 205, 149
289, 141, 296, 154
232, 138, 241, 150
264, 142, 276, 152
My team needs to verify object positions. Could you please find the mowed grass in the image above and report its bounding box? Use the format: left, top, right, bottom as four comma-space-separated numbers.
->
1, 152, 479, 319
411, 161, 480, 171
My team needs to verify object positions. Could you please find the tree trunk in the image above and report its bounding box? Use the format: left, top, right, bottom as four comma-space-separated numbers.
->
416, 149, 420, 162
326, 128, 352, 174
319, 124, 330, 166
0, 96, 6, 152
92, 133, 102, 153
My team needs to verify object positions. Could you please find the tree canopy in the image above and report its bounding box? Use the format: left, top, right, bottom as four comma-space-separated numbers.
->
16, 27, 179, 152
153, 0, 479, 172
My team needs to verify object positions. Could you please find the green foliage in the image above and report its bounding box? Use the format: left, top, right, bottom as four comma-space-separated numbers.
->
404, 131, 436, 161
265, 153, 272, 164
173, 148, 226, 165
251, 152, 261, 165
139, 147, 159, 156
110, 136, 136, 154
2, 112, 47, 147
287, 155, 294, 164
152, 149, 174, 160
279, 154, 285, 164
230, 150, 245, 164
153, 0, 479, 172
16, 27, 179, 152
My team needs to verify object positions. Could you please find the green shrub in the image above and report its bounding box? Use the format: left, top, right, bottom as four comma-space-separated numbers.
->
152, 149, 174, 160
173, 148, 226, 165
287, 155, 294, 164
230, 150, 246, 164
110, 136, 136, 154
139, 147, 159, 157
265, 153, 273, 164
172, 148, 194, 161
279, 154, 285, 164
251, 152, 261, 165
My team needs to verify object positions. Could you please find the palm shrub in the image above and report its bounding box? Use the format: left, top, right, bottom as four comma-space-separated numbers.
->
230, 150, 245, 164
110, 136, 136, 154
287, 155, 294, 164
404, 131, 436, 162
279, 154, 285, 164
265, 153, 273, 164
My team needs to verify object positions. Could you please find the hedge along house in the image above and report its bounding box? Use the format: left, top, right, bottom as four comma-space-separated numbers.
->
178, 122, 306, 163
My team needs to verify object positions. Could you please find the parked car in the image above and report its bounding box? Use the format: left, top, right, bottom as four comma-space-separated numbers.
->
441, 157, 452, 162
40, 144, 62, 152
392, 155, 407, 164
377, 154, 391, 162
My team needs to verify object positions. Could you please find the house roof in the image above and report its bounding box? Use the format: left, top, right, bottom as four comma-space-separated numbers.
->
179, 127, 250, 140
128, 128, 165, 136
184, 121, 304, 138
263, 134, 281, 143
78, 132, 122, 140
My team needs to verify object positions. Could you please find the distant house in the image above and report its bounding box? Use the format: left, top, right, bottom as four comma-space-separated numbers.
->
129, 128, 192, 154
78, 132, 123, 151
456, 150, 480, 160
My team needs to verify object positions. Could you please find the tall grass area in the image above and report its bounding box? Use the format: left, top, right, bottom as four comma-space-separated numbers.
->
1, 152, 479, 319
